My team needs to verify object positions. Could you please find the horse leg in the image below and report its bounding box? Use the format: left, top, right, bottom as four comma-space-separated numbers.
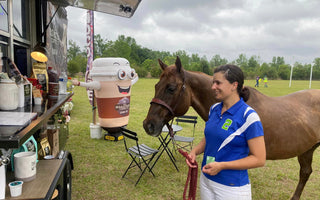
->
291, 143, 320, 200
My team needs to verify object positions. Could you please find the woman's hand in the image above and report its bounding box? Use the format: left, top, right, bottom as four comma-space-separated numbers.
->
72, 79, 79, 86
186, 152, 197, 168
186, 137, 206, 168
202, 162, 224, 176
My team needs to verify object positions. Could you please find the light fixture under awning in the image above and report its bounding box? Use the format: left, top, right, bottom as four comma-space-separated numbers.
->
49, 0, 142, 18
31, 43, 48, 63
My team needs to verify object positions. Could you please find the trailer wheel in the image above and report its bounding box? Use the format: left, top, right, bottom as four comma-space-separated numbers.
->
63, 159, 72, 200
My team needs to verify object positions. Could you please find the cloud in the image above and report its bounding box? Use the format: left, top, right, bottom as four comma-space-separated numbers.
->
66, 0, 320, 64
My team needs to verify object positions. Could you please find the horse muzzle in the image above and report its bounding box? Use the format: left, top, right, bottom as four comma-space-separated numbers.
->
143, 119, 163, 137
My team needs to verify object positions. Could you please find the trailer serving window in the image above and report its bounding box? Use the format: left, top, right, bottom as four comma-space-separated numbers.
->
0, 0, 32, 76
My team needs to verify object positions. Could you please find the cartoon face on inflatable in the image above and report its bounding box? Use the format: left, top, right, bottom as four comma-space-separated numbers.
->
116, 65, 137, 95
89, 57, 139, 128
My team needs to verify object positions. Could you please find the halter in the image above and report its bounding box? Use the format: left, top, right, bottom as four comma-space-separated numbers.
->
150, 71, 186, 121
150, 83, 186, 136
150, 98, 175, 116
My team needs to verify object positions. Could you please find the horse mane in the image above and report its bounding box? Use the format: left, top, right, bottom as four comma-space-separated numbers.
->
185, 70, 212, 81
243, 86, 269, 101
184, 70, 264, 104
184, 70, 213, 94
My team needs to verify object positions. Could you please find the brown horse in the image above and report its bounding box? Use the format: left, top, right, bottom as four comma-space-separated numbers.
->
143, 56, 320, 200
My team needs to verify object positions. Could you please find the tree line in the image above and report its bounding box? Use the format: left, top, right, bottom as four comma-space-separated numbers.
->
67, 34, 320, 80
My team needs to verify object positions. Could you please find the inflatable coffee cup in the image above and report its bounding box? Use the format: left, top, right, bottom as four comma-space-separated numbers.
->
73, 57, 138, 129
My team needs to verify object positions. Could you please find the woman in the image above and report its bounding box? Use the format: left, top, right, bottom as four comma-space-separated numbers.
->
186, 64, 266, 200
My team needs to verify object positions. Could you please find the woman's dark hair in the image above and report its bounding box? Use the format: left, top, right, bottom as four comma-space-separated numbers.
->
213, 64, 250, 101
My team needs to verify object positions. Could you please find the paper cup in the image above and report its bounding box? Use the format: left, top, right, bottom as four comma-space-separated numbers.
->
8, 181, 23, 197
14, 152, 37, 182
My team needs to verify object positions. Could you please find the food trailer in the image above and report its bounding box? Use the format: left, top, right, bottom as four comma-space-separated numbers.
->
0, 0, 141, 199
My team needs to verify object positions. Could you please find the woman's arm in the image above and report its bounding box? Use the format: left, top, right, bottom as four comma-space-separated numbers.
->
186, 137, 206, 168
202, 136, 266, 175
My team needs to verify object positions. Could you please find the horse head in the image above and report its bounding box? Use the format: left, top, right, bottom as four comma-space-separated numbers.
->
143, 56, 192, 137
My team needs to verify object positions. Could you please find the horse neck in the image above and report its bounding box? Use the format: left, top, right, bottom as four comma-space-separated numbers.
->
185, 71, 218, 121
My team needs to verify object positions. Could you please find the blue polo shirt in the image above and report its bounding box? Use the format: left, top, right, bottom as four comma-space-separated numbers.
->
202, 98, 264, 187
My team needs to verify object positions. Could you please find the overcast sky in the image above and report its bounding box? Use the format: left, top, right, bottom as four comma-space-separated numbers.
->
66, 0, 320, 65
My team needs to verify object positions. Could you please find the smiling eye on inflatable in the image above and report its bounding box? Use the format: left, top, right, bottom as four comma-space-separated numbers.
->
128, 69, 135, 79
118, 70, 126, 80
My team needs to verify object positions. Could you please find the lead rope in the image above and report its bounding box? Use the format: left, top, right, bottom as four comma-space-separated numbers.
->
178, 149, 198, 200
166, 123, 198, 200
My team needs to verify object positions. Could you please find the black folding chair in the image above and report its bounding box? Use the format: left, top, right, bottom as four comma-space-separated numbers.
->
120, 127, 159, 186
172, 115, 198, 152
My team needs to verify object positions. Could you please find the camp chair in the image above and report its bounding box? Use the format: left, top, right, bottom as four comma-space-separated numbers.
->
120, 127, 159, 186
172, 115, 198, 152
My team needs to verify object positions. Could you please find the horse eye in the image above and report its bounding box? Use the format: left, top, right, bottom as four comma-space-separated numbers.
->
166, 85, 176, 94
118, 70, 126, 80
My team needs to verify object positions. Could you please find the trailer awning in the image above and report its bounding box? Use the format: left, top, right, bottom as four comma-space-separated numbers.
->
49, 0, 141, 18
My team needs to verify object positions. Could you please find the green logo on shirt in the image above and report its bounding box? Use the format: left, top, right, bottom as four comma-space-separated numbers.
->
222, 119, 233, 130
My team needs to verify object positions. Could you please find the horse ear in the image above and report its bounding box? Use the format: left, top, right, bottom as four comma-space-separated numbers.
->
158, 59, 167, 71
175, 56, 182, 73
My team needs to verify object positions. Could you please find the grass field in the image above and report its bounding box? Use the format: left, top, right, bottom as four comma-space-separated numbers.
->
66, 78, 320, 200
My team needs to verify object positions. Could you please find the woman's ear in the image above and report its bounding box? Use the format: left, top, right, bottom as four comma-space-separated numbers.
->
232, 82, 238, 91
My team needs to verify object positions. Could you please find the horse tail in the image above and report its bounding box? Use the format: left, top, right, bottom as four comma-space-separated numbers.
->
240, 87, 250, 102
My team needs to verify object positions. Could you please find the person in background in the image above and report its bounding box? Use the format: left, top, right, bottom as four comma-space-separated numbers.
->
186, 64, 266, 200
263, 75, 268, 87
255, 76, 259, 87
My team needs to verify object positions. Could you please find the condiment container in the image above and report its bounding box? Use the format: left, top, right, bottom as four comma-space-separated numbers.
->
0, 79, 18, 110
14, 152, 37, 182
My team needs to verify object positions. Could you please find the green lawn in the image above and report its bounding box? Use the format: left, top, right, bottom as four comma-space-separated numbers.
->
66, 78, 320, 200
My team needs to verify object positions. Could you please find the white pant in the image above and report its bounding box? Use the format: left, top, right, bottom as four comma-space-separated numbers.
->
200, 172, 252, 200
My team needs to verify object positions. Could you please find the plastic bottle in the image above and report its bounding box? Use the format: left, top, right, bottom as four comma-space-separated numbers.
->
47, 67, 59, 96
67, 77, 73, 93
59, 72, 68, 94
